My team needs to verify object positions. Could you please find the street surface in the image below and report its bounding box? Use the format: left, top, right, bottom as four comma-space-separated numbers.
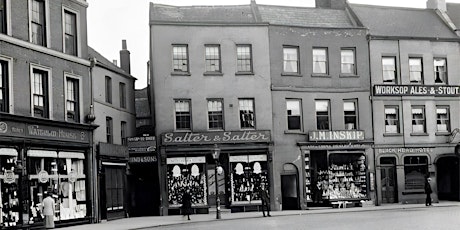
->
149, 206, 460, 230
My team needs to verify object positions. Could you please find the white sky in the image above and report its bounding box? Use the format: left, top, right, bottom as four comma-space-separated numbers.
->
87, 0, 460, 89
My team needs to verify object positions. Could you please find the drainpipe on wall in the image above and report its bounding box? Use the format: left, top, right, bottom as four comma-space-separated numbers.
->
89, 57, 99, 223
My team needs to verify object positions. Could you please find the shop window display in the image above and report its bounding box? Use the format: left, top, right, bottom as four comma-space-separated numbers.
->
0, 149, 20, 227
230, 155, 267, 205
28, 150, 86, 224
404, 156, 428, 190
316, 154, 367, 201
167, 157, 207, 207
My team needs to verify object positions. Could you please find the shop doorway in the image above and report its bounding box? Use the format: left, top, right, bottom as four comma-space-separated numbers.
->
129, 163, 160, 216
281, 163, 299, 210
436, 156, 459, 201
380, 157, 397, 203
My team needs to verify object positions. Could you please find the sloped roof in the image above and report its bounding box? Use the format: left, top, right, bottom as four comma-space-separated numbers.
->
257, 5, 355, 28
351, 4, 458, 39
150, 3, 257, 23
88, 47, 136, 79
447, 3, 460, 29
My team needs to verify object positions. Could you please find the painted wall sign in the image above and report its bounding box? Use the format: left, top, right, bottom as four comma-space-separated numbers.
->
162, 131, 271, 145
302, 144, 368, 150
128, 136, 156, 154
0, 120, 89, 143
129, 156, 157, 163
377, 148, 434, 154
373, 85, 460, 96
309, 130, 364, 142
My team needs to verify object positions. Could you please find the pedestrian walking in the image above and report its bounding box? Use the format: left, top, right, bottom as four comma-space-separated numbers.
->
181, 189, 192, 220
425, 177, 432, 206
42, 192, 55, 229
260, 183, 271, 217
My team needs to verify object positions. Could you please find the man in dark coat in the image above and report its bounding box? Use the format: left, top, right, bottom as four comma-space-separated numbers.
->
425, 177, 432, 206
260, 183, 271, 217
181, 189, 192, 220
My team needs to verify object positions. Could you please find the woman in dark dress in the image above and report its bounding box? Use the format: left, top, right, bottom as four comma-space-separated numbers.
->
181, 189, 192, 220
425, 177, 432, 206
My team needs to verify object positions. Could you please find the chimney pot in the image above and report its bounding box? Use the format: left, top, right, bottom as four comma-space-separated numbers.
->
113, 60, 118, 66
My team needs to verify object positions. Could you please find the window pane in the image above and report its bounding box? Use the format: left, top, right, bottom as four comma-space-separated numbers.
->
313, 48, 327, 74
237, 45, 252, 72
286, 99, 301, 130
239, 99, 255, 129
341, 49, 355, 74
283, 47, 298, 73
173, 45, 188, 72
205, 46, 221, 72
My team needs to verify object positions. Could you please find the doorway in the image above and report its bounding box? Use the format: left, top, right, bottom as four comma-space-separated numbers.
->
281, 163, 299, 210
436, 156, 459, 201
380, 157, 397, 203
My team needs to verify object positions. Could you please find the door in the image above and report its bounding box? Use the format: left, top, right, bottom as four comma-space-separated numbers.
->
436, 157, 459, 201
380, 165, 397, 203
281, 174, 299, 210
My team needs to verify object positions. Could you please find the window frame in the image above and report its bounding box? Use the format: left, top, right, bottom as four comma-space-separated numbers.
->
29, 0, 49, 47
340, 48, 356, 75
62, 7, 79, 56
409, 57, 423, 84
411, 106, 426, 134
384, 106, 400, 134
105, 76, 112, 104
315, 100, 331, 130
0, 0, 9, 35
174, 99, 192, 131
436, 106, 450, 133
204, 45, 222, 74
434, 57, 447, 84
382, 56, 397, 84
312, 47, 328, 75
106, 116, 113, 144
236, 44, 253, 74
30, 64, 51, 119
172, 44, 189, 74
343, 99, 358, 130
286, 99, 302, 131
207, 99, 224, 130
238, 98, 256, 130
0, 56, 11, 113
64, 74, 81, 123
404, 156, 428, 190
119, 82, 126, 109
121, 121, 127, 145
282, 46, 300, 75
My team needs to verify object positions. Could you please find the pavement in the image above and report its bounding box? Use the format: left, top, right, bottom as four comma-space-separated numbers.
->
62, 201, 460, 230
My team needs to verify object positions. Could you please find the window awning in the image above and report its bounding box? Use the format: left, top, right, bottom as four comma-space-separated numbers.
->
0, 148, 18, 156
27, 150, 57, 158
59, 151, 85, 159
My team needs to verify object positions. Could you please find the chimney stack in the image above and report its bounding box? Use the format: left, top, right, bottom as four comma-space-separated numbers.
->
120, 40, 131, 74
427, 0, 446, 12
315, 0, 346, 9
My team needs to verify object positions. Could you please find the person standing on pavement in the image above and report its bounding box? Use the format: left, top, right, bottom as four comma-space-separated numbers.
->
42, 192, 55, 229
260, 183, 271, 217
425, 177, 432, 206
181, 189, 192, 220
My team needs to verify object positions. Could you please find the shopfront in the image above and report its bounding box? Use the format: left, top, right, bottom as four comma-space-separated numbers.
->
374, 147, 458, 205
300, 130, 374, 207
0, 118, 95, 229
159, 131, 272, 215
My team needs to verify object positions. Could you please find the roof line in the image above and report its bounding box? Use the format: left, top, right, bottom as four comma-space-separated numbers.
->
368, 35, 460, 42
349, 3, 429, 11
149, 20, 269, 26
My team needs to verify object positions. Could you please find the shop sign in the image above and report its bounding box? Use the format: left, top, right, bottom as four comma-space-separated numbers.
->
38, 170, 49, 183
302, 144, 367, 150
3, 170, 16, 184
373, 85, 460, 96
309, 130, 364, 142
128, 136, 156, 153
129, 156, 157, 163
377, 147, 434, 154
162, 131, 271, 145
0, 120, 89, 143
449, 128, 460, 143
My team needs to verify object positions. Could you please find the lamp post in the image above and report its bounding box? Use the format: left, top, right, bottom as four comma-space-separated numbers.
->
211, 144, 221, 219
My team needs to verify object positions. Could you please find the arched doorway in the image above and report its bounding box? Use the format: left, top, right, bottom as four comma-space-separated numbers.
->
281, 163, 299, 210
436, 156, 460, 201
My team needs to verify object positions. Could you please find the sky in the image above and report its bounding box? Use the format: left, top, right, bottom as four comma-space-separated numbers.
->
86, 0, 460, 89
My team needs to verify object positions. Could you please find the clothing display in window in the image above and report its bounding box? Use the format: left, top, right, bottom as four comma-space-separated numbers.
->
230, 155, 268, 204
0, 155, 20, 227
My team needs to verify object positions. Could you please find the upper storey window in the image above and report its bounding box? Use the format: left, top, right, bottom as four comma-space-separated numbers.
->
172, 45, 189, 73
283, 46, 299, 74
382, 57, 397, 84
30, 0, 47, 46
434, 58, 447, 84
0, 0, 7, 34
236, 45, 253, 73
409, 58, 423, 84
313, 48, 328, 74
64, 10, 77, 56
205, 45, 221, 74
341, 48, 356, 75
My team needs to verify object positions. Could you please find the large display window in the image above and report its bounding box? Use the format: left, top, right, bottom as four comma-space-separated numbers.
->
230, 154, 267, 205
167, 156, 207, 207
0, 148, 20, 227
27, 150, 87, 224
404, 156, 428, 190
315, 153, 368, 201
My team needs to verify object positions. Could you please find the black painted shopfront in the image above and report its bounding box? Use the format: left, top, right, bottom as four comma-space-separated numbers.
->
0, 115, 95, 229
159, 131, 272, 215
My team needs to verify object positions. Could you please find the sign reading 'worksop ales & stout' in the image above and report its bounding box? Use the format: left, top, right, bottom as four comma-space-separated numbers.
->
373, 85, 460, 96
